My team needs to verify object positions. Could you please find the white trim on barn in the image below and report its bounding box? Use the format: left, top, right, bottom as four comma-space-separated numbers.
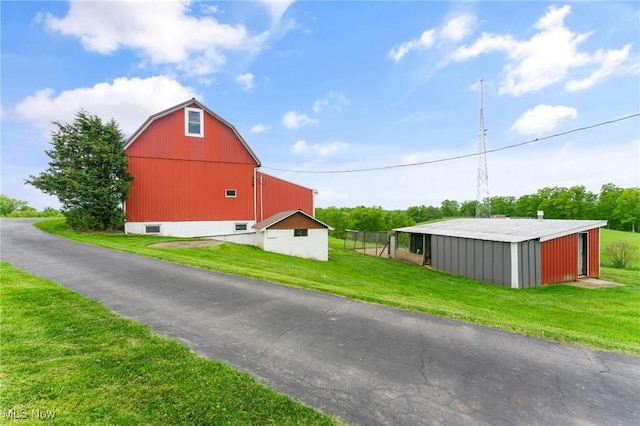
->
125, 220, 257, 239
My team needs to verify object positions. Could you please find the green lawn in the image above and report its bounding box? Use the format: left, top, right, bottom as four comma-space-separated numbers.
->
0, 262, 340, 425
33, 219, 640, 355
601, 228, 640, 269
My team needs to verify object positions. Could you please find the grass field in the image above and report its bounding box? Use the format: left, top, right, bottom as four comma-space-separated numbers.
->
601, 228, 640, 269
32, 219, 640, 355
0, 262, 340, 425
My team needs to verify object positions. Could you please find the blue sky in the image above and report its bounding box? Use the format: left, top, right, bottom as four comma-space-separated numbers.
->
2, 1, 639, 211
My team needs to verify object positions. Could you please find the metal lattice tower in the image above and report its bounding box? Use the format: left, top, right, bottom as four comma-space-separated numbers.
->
476, 78, 491, 218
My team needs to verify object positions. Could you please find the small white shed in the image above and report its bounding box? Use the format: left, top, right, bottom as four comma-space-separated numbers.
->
253, 210, 332, 261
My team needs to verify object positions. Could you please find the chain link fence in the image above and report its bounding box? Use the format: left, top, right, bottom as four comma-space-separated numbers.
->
344, 230, 391, 257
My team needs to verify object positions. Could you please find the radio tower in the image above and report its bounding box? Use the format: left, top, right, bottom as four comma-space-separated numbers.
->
476, 78, 491, 218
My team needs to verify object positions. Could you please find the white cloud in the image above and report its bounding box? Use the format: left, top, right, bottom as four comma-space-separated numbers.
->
259, 0, 296, 25
250, 123, 270, 134
450, 5, 630, 96
236, 72, 255, 91
451, 33, 516, 62
441, 13, 476, 42
292, 140, 348, 157
201, 4, 221, 15
511, 104, 578, 136
389, 12, 476, 62
282, 111, 317, 129
43, 0, 269, 76
312, 91, 350, 113
566, 44, 632, 91
14, 76, 198, 135
389, 29, 436, 62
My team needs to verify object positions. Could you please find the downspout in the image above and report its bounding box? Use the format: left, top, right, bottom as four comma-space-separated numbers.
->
253, 167, 258, 224
260, 173, 264, 222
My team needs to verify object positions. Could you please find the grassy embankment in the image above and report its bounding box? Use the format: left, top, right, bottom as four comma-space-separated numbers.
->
0, 262, 341, 425
3, 220, 637, 423
32, 219, 640, 355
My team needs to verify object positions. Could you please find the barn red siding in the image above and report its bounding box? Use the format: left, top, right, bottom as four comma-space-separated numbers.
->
256, 172, 314, 222
126, 105, 258, 222
127, 108, 257, 165
127, 157, 255, 222
588, 227, 600, 278
541, 234, 578, 284
125, 102, 316, 226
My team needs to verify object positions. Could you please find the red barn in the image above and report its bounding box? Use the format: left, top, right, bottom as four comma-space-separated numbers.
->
124, 99, 316, 242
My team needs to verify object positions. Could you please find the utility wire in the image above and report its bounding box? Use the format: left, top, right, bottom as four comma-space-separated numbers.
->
261, 113, 640, 174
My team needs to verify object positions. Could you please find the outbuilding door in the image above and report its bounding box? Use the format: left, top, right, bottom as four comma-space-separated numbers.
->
578, 232, 588, 277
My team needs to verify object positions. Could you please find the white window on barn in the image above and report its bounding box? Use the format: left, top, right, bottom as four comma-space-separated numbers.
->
185, 107, 204, 137
294, 229, 308, 237
235, 223, 248, 231
225, 189, 237, 198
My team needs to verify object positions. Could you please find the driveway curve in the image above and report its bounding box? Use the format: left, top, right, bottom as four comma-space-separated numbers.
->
1, 218, 639, 425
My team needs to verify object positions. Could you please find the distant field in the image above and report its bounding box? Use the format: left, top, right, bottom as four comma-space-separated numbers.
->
32, 219, 640, 355
601, 228, 640, 269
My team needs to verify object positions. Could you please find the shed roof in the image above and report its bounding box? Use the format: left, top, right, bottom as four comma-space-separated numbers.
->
124, 98, 261, 165
253, 209, 332, 231
394, 218, 607, 243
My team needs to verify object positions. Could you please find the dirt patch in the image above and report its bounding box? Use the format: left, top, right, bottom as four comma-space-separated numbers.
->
565, 278, 622, 289
149, 240, 223, 248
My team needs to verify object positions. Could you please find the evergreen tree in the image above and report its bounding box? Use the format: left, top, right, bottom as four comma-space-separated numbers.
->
27, 110, 133, 231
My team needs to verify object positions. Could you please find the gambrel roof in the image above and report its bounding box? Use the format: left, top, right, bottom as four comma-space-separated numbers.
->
123, 98, 261, 166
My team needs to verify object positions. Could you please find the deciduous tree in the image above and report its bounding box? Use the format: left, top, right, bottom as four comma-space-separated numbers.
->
0, 195, 29, 216
614, 188, 640, 232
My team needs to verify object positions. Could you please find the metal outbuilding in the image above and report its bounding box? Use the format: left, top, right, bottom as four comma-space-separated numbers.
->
393, 217, 607, 288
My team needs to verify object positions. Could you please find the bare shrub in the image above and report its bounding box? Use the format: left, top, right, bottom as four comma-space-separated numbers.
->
603, 241, 638, 269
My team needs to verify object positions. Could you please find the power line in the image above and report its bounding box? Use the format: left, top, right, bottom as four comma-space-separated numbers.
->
261, 113, 640, 174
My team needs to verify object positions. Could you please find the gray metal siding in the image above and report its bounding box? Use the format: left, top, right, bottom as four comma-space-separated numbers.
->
482, 241, 493, 283
433, 235, 445, 271
490, 242, 508, 287
474, 239, 483, 281
518, 240, 542, 288
503, 244, 511, 287
451, 237, 459, 275
535, 242, 542, 286
444, 237, 452, 272
465, 240, 474, 279
518, 242, 529, 288
458, 238, 466, 277
429, 235, 511, 287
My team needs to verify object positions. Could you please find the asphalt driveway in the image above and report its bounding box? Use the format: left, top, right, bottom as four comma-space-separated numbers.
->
1, 218, 639, 425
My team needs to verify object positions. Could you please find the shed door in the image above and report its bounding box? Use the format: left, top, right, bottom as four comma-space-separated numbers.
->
578, 233, 588, 277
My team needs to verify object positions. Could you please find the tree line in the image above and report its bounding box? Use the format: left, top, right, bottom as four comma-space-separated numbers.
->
7, 110, 639, 236
316, 184, 640, 239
